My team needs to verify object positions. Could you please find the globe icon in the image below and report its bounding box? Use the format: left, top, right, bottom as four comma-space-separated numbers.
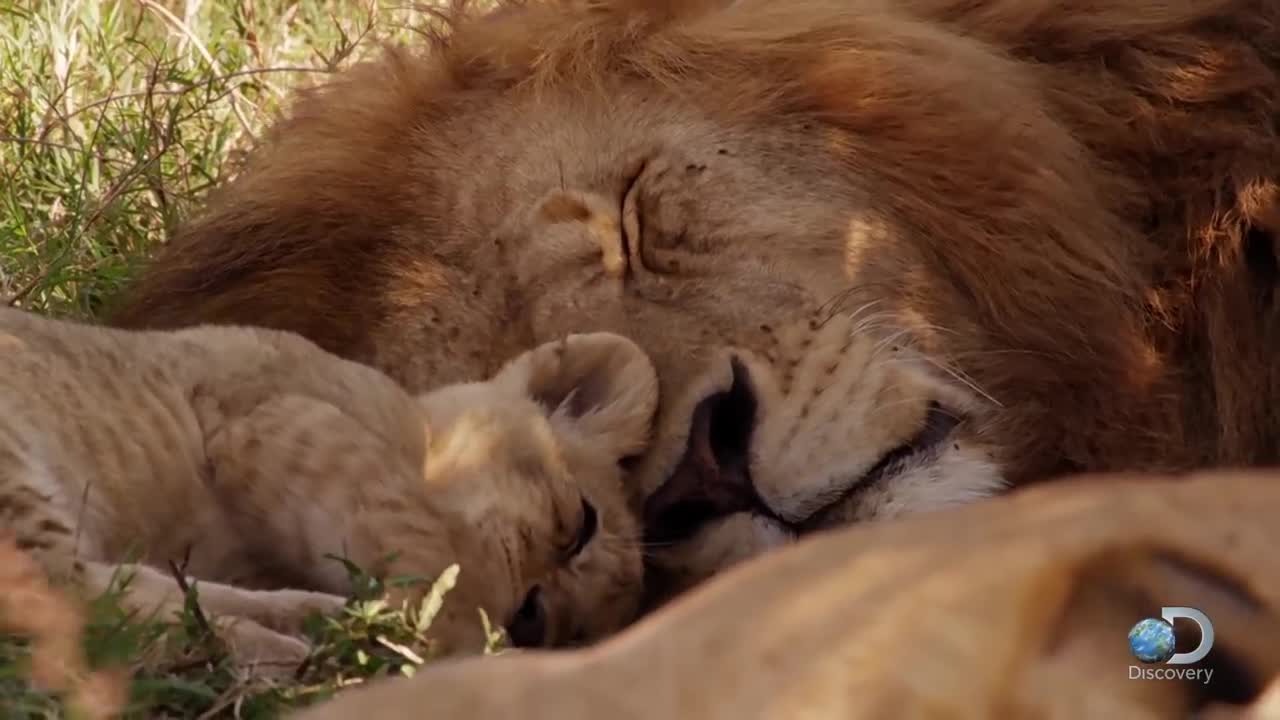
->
1128, 618, 1176, 663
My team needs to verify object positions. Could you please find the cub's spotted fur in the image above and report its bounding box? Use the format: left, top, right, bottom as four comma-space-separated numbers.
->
0, 307, 656, 667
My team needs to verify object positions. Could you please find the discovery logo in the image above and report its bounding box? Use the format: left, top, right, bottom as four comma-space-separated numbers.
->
1127, 607, 1215, 685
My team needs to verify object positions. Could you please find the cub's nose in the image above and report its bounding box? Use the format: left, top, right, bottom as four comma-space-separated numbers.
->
506, 585, 548, 648
643, 358, 767, 544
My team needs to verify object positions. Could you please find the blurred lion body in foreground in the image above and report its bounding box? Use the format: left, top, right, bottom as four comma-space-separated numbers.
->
291, 469, 1280, 720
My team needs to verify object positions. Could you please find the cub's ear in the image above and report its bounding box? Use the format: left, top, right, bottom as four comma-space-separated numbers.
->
495, 333, 659, 461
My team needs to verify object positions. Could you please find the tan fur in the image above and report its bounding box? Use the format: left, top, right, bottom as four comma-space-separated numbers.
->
107, 0, 1280, 605
0, 306, 656, 668
290, 468, 1280, 720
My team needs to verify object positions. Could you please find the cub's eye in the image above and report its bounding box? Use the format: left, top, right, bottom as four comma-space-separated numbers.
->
564, 497, 598, 559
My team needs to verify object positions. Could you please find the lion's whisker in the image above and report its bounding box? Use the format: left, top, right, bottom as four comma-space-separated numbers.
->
915, 353, 1004, 408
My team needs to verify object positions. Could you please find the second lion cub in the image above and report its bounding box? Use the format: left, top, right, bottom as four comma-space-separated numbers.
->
0, 306, 655, 667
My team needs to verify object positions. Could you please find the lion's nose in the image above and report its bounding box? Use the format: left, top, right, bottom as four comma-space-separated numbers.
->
643, 358, 768, 544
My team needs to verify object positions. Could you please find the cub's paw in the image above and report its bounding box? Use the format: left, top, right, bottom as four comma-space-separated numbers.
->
214, 616, 314, 677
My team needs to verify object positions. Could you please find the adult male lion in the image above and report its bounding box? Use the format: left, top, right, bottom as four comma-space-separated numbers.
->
110, 0, 1280, 601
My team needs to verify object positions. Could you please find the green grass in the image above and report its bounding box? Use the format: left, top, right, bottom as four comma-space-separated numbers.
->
2, 555, 506, 719
0, 0, 435, 318
0, 1, 503, 717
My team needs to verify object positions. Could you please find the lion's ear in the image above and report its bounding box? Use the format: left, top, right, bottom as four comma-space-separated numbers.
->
496, 333, 659, 461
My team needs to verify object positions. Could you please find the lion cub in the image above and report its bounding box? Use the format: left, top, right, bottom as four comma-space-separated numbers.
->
0, 306, 655, 667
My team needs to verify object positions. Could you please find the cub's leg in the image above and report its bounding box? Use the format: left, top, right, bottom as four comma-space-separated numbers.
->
0, 446, 86, 585
0, 452, 341, 674
200, 393, 427, 590
200, 395, 474, 639
78, 561, 343, 673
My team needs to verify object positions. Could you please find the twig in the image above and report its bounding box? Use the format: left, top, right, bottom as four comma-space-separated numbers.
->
167, 549, 213, 640
137, 0, 259, 141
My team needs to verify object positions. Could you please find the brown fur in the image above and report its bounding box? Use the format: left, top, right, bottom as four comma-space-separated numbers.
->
0, 306, 656, 667
287, 467, 1280, 720
108, 0, 1280, 601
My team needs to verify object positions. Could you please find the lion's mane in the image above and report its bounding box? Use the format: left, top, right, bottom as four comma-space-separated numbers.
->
111, 0, 1280, 473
